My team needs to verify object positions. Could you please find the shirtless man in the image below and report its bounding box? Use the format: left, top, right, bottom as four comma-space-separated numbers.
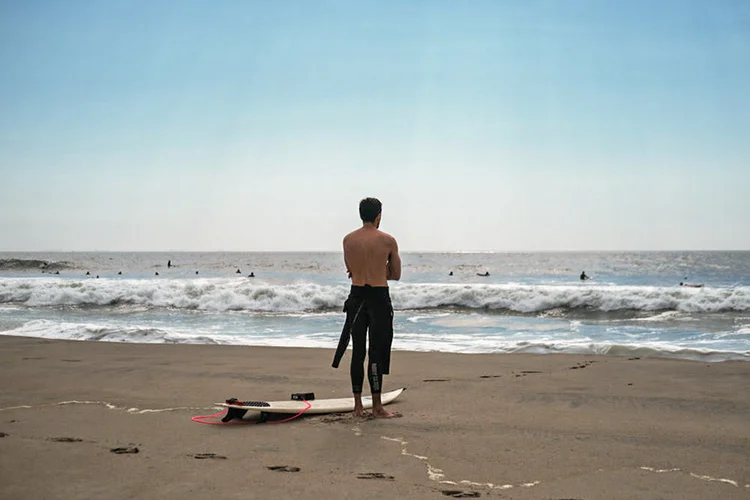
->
332, 197, 401, 418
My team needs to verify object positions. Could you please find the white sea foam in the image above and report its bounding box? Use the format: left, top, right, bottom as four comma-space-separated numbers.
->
629, 311, 686, 322
5, 319, 228, 344
2, 319, 344, 349
4, 318, 747, 361
1, 278, 748, 314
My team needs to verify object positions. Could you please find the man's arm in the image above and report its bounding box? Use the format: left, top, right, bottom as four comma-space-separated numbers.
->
386, 238, 402, 281
343, 236, 352, 279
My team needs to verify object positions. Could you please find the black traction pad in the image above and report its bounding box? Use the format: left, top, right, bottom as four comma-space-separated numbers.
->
225, 397, 271, 408
291, 392, 315, 401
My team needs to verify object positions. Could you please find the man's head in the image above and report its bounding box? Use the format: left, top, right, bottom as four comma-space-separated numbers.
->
359, 197, 382, 227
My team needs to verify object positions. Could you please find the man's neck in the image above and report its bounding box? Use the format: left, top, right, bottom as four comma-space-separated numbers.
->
362, 222, 378, 230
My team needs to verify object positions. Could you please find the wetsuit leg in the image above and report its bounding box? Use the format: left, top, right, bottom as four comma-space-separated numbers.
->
367, 356, 383, 394
366, 289, 394, 394
349, 302, 369, 394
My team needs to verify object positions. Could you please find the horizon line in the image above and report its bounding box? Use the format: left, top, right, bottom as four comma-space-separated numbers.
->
1, 249, 749, 254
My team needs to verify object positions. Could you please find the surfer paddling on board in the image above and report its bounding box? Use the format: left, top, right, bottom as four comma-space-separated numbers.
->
333, 197, 402, 418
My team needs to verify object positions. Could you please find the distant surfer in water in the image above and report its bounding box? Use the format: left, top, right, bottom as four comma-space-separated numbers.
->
333, 197, 402, 418
580, 271, 590, 281
680, 281, 704, 288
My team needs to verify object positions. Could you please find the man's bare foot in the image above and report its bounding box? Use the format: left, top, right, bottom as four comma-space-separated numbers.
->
372, 406, 397, 418
353, 393, 365, 417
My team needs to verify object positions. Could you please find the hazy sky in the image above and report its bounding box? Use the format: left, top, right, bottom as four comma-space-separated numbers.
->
1, 1, 748, 252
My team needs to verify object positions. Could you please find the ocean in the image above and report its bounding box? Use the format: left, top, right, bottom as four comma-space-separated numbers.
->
1, 251, 749, 362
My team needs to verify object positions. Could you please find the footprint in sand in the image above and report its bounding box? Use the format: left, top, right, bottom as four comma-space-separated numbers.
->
386, 412, 404, 419
318, 413, 349, 423
0, 432, 8, 437
357, 472, 395, 480
193, 453, 227, 459
49, 437, 83, 442
423, 379, 450, 382
441, 490, 480, 498
110, 446, 139, 454
319, 413, 372, 423
479, 375, 501, 379
319, 412, 390, 423
569, 361, 597, 370
267, 465, 300, 472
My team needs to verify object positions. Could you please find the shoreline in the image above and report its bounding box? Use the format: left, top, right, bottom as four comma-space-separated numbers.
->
2, 331, 748, 364
1, 335, 749, 499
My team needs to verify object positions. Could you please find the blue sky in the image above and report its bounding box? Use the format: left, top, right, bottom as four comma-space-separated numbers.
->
1, 0, 748, 251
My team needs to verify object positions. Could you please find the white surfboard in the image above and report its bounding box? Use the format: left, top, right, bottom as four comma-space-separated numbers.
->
218, 387, 405, 415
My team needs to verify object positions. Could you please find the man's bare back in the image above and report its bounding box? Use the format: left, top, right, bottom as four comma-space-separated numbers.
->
344, 226, 401, 287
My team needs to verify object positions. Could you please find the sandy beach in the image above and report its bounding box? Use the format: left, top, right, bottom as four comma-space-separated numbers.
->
0, 335, 748, 500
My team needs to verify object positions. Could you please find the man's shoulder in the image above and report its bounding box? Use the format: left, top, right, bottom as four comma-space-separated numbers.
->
344, 228, 397, 246
343, 229, 366, 248
377, 229, 396, 241
343, 229, 360, 241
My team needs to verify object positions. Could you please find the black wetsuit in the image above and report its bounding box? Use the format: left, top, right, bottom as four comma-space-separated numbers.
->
332, 285, 394, 394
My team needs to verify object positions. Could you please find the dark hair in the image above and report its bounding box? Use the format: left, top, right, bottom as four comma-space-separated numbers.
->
359, 197, 382, 223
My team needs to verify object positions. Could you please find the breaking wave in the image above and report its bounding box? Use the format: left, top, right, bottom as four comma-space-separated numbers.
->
0, 259, 72, 271
1, 278, 748, 314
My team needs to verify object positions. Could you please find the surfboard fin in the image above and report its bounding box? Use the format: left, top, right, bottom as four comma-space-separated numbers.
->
222, 398, 249, 422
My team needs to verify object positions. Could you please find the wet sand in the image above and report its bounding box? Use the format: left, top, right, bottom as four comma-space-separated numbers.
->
0, 335, 748, 499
